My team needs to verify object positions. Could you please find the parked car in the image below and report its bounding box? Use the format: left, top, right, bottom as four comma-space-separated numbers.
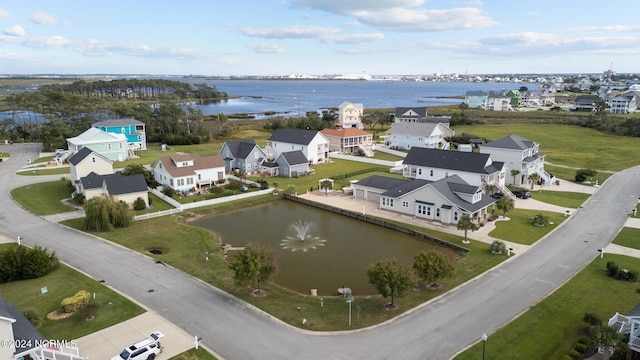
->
491, 193, 504, 199
112, 331, 164, 360
513, 190, 531, 199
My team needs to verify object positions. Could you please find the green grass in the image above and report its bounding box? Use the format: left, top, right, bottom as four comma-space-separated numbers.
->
544, 164, 612, 185
489, 209, 567, 245
11, 180, 76, 215
454, 123, 640, 171
370, 151, 404, 161
169, 348, 218, 360
17, 167, 70, 176
454, 254, 640, 360
529, 190, 591, 209
612, 227, 640, 250
0, 244, 145, 340
134, 193, 175, 214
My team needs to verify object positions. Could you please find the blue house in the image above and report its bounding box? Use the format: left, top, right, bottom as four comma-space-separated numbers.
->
465, 91, 487, 109
219, 139, 266, 174
93, 118, 147, 151
275, 150, 310, 178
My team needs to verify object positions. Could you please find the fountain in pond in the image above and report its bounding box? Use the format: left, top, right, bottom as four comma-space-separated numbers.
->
280, 220, 326, 252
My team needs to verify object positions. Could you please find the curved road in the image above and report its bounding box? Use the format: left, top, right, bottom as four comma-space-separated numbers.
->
2, 143, 639, 360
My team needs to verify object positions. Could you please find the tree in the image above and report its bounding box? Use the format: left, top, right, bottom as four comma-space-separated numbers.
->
121, 164, 156, 187
483, 183, 495, 196
83, 197, 133, 232
413, 251, 454, 288
457, 214, 478, 244
528, 172, 540, 189
320, 179, 332, 195
496, 196, 515, 218
0, 245, 58, 283
367, 258, 413, 307
593, 324, 623, 360
531, 213, 549, 226
228, 244, 277, 295
490, 240, 507, 255
510, 169, 521, 185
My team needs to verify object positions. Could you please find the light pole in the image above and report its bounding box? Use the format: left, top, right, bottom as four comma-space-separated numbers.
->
482, 333, 488, 360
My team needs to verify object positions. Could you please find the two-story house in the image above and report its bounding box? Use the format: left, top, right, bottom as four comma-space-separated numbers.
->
152, 153, 225, 193
68, 147, 114, 194
485, 92, 512, 111
66, 127, 129, 162
465, 91, 487, 109
609, 93, 638, 114
337, 101, 364, 129
92, 118, 147, 152
385, 122, 454, 150
320, 127, 374, 156
481, 134, 555, 187
402, 148, 510, 197
351, 174, 496, 225
219, 139, 267, 174
573, 95, 600, 111
266, 128, 329, 164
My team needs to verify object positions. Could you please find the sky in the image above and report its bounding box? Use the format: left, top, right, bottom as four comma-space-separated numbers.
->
0, 0, 639, 76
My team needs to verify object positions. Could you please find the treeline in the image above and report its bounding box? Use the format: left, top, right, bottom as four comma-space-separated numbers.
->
39, 78, 228, 100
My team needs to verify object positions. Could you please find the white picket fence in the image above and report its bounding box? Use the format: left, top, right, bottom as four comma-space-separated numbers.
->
328, 152, 403, 167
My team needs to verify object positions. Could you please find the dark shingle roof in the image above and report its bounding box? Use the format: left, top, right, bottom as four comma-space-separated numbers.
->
575, 95, 599, 104
353, 175, 410, 190
80, 171, 104, 189
394, 107, 428, 118
223, 139, 258, 159
381, 179, 431, 198
429, 175, 496, 213
403, 148, 501, 174
68, 147, 112, 166
0, 290, 45, 355
268, 128, 321, 145
80, 173, 147, 194
484, 134, 535, 150
279, 150, 308, 166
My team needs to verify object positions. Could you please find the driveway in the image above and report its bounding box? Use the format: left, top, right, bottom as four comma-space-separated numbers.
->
2, 143, 640, 360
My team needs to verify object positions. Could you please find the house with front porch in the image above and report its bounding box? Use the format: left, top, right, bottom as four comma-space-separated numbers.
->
68, 147, 114, 194
266, 128, 329, 164
273, 150, 310, 178
152, 153, 225, 193
505, 89, 522, 107
402, 148, 511, 198
79, 172, 149, 208
385, 122, 454, 150
219, 139, 266, 174
485, 92, 512, 111
92, 118, 147, 152
66, 127, 129, 162
606, 303, 640, 359
351, 175, 496, 225
320, 127, 374, 156
481, 134, 555, 187
337, 101, 364, 129
465, 91, 487, 109
609, 93, 638, 114
573, 95, 600, 111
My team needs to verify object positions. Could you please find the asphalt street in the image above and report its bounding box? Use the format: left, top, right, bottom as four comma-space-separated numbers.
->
1, 142, 639, 360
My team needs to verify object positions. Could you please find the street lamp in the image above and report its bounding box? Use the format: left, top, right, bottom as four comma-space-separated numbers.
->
482, 333, 488, 360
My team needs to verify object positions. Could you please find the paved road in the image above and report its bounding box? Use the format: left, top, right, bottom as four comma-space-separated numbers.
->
2, 143, 639, 360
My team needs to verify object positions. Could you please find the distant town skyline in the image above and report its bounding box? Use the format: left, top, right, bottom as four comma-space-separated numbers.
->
0, 1, 638, 76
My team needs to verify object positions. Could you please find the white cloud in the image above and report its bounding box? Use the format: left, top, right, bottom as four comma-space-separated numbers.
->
241, 25, 341, 39
29, 11, 66, 25
3, 25, 26, 37
290, 0, 424, 14
247, 42, 285, 54
568, 25, 640, 33
0, 8, 9, 19
322, 33, 384, 44
355, 7, 498, 32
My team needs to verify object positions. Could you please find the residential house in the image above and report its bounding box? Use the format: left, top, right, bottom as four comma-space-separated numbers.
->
266, 128, 329, 164
320, 127, 374, 156
66, 127, 128, 162
505, 89, 522, 107
79, 172, 149, 208
219, 139, 266, 174
273, 150, 310, 178
92, 118, 147, 152
337, 101, 364, 129
152, 153, 226, 193
402, 148, 509, 196
606, 303, 640, 359
481, 134, 555, 187
68, 147, 114, 194
539, 89, 556, 106
351, 175, 496, 225
385, 122, 454, 150
609, 93, 638, 114
485, 92, 512, 111
465, 91, 487, 109
573, 95, 600, 111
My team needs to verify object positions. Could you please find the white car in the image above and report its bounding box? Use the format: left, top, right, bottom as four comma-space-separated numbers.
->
111, 331, 164, 360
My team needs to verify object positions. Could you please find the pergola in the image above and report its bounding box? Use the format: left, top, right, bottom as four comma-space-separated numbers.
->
318, 178, 334, 192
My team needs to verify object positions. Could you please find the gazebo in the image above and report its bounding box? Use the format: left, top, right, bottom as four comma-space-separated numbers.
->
318, 178, 334, 192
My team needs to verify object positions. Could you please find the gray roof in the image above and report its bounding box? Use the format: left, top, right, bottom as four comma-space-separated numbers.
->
93, 118, 145, 127
575, 95, 599, 104
353, 175, 410, 190
222, 139, 259, 159
394, 107, 428, 118
80, 173, 148, 194
68, 147, 112, 166
268, 128, 321, 145
278, 150, 308, 166
0, 290, 45, 355
80, 171, 104, 189
388, 122, 439, 135
429, 175, 496, 213
380, 179, 431, 197
403, 148, 503, 174
484, 134, 535, 150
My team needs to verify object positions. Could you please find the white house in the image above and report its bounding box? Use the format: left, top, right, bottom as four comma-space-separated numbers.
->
485, 92, 512, 111
266, 128, 329, 164
402, 148, 510, 197
481, 134, 555, 187
68, 147, 114, 194
385, 122, 454, 150
320, 127, 374, 156
152, 153, 226, 193
337, 101, 364, 129
66, 127, 129, 162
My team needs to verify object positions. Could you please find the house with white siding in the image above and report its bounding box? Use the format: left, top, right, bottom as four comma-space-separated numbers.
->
385, 122, 454, 150
152, 153, 226, 193
337, 101, 364, 129
266, 128, 329, 164
66, 127, 129, 162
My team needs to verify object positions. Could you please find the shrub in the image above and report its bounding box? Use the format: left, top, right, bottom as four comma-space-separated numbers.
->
531, 213, 550, 226
606, 261, 618, 276
574, 342, 588, 353
22, 310, 41, 327
583, 312, 602, 327
225, 180, 243, 191
208, 186, 224, 194
133, 197, 147, 211
560, 355, 573, 360
61, 290, 91, 313
257, 179, 269, 190
569, 349, 580, 359
162, 187, 175, 197
575, 168, 597, 182
0, 245, 58, 283
490, 240, 506, 254
577, 336, 592, 346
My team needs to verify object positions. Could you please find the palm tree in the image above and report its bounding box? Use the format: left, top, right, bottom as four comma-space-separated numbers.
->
510, 169, 521, 186
528, 172, 540, 190
496, 196, 515, 218
594, 325, 622, 360
457, 214, 478, 244
483, 183, 495, 196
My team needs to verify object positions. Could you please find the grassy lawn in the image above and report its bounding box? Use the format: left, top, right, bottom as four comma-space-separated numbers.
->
60, 200, 509, 332
17, 167, 70, 176
489, 209, 567, 245
370, 151, 404, 161
453, 123, 640, 171
169, 348, 217, 360
0, 244, 145, 340
529, 190, 591, 209
612, 227, 640, 250
454, 254, 640, 360
134, 193, 175, 214
545, 164, 612, 185
11, 180, 76, 215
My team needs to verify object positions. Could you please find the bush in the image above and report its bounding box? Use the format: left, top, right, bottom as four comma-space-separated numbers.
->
560, 355, 573, 360
0, 245, 58, 283
490, 240, 506, 254
225, 180, 243, 191
162, 187, 175, 197
583, 312, 602, 327
257, 179, 269, 190
575, 168, 597, 182
607, 261, 619, 277
133, 197, 147, 211
574, 342, 588, 353
61, 290, 91, 313
208, 186, 224, 194
22, 310, 41, 327
569, 349, 580, 359
577, 336, 592, 346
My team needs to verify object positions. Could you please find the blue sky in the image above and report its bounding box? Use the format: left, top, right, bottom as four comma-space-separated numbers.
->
1, 1, 638, 76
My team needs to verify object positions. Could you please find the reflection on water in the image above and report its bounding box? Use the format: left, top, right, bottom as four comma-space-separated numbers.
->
190, 200, 452, 295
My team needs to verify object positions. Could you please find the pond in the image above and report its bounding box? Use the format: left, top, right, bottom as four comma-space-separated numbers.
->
190, 200, 456, 296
